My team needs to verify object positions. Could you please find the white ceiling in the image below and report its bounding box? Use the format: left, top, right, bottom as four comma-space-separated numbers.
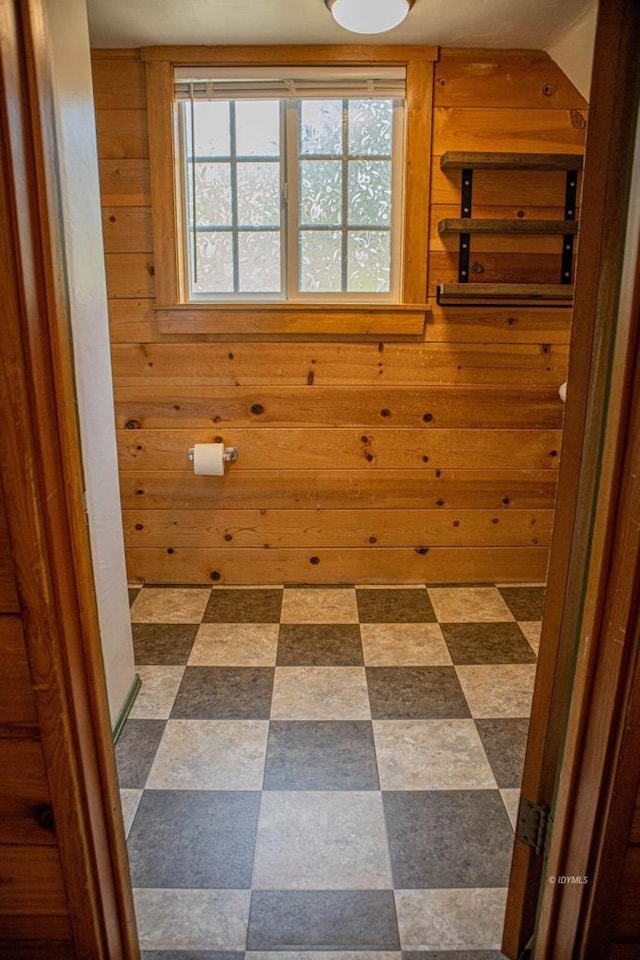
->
86, 0, 594, 51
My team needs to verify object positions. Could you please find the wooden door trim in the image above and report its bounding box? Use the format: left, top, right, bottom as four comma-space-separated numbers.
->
502, 0, 640, 955
535, 96, 640, 955
0, 1, 139, 956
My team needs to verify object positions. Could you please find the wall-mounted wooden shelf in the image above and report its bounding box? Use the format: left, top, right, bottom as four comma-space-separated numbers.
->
437, 283, 574, 307
438, 218, 580, 236
437, 152, 582, 307
440, 152, 584, 171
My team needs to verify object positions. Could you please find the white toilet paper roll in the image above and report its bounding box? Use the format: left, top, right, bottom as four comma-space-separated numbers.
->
193, 443, 225, 476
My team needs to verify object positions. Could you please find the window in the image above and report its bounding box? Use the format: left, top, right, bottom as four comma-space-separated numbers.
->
176, 68, 405, 301
144, 47, 434, 334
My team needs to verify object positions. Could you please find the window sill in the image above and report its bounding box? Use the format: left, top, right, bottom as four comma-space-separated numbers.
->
155, 302, 430, 338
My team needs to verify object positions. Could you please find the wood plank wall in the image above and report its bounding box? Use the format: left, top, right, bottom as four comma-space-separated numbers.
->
92, 47, 587, 584
0, 485, 74, 954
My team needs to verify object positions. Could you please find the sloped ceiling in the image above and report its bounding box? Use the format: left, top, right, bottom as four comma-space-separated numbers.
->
86, 0, 595, 50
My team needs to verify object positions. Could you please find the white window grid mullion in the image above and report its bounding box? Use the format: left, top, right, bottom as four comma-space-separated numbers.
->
285, 101, 299, 302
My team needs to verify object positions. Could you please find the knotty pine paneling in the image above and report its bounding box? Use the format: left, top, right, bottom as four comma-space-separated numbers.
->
120, 469, 558, 511
117, 427, 562, 472
127, 545, 550, 585
114, 384, 564, 429
93, 47, 586, 584
434, 49, 588, 110
123, 507, 553, 549
111, 342, 569, 386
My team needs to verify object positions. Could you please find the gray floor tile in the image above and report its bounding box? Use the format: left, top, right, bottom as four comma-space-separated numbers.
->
498, 587, 545, 620
171, 667, 274, 719
277, 624, 364, 666
383, 791, 514, 888
128, 790, 260, 888
204, 589, 283, 623
356, 589, 437, 624
367, 667, 470, 720
247, 891, 400, 950
133, 623, 199, 665
115, 719, 166, 789
264, 721, 379, 790
475, 719, 530, 789
440, 623, 537, 665
403, 954, 506, 959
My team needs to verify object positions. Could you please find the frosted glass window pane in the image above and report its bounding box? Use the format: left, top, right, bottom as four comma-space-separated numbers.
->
300, 100, 343, 155
193, 163, 232, 226
348, 160, 392, 226
192, 101, 230, 156
237, 162, 280, 226
193, 232, 233, 293
299, 160, 342, 226
348, 99, 393, 156
238, 232, 281, 292
299, 230, 342, 292
348, 231, 391, 293
236, 101, 280, 156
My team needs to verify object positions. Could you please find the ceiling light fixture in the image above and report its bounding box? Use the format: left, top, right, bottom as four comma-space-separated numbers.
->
325, 0, 414, 35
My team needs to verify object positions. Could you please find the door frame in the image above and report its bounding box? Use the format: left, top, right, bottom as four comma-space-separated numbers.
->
0, 1, 138, 956
502, 0, 640, 955
3, 0, 639, 957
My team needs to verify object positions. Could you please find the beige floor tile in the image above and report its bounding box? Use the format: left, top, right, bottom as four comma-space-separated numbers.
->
361, 623, 451, 666
271, 667, 370, 720
130, 587, 210, 623
147, 719, 269, 790
373, 719, 496, 790
456, 664, 537, 718
281, 588, 359, 623
133, 888, 250, 951
189, 623, 279, 666
129, 665, 184, 719
501, 788, 521, 830
394, 888, 508, 951
253, 792, 392, 889
427, 587, 515, 622
519, 620, 542, 655
119, 788, 142, 836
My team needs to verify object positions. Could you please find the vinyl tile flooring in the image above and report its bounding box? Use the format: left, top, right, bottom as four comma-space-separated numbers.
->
118, 583, 544, 959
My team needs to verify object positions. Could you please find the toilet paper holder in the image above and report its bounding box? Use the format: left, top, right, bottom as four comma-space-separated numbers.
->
187, 445, 238, 463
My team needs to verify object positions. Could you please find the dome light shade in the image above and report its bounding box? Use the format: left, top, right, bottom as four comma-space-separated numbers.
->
326, 0, 413, 35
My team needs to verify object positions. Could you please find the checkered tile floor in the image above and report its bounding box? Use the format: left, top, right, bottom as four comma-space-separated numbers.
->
117, 583, 544, 958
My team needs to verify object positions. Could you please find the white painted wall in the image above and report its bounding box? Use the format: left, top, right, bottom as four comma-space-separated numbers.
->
45, 0, 136, 724
546, 1, 598, 101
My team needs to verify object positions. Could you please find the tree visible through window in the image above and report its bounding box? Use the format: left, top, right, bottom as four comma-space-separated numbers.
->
178, 75, 404, 301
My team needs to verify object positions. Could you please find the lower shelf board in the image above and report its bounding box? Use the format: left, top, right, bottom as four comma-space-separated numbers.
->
437, 283, 574, 307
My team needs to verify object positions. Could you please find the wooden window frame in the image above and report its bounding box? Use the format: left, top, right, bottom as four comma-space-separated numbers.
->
142, 45, 436, 336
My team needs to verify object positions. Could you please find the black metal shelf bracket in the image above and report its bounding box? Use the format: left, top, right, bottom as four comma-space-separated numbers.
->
458, 168, 473, 283
561, 170, 579, 284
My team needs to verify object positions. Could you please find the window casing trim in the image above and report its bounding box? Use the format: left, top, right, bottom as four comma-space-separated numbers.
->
144, 46, 434, 335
